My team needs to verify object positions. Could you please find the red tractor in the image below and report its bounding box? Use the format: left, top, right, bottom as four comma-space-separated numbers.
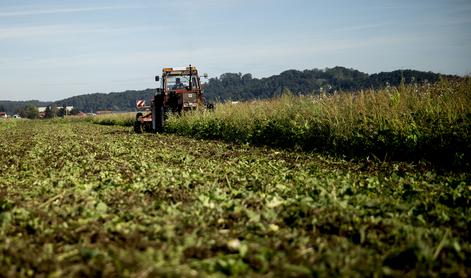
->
134, 65, 209, 133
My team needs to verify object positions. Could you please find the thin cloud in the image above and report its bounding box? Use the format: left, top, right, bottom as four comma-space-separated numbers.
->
0, 25, 73, 40
0, 34, 425, 70
0, 24, 156, 40
332, 22, 392, 33
0, 5, 131, 18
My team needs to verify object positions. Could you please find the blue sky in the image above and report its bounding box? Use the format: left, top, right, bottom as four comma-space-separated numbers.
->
0, 0, 470, 101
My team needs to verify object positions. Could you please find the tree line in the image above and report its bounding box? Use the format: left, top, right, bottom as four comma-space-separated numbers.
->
1, 67, 457, 115
6, 104, 80, 119
203, 67, 451, 101
0, 100, 51, 115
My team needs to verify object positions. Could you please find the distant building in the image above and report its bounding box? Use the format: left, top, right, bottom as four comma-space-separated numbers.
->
38, 105, 74, 117
0, 112, 7, 118
39, 106, 74, 112
38, 107, 48, 118
37, 107, 48, 113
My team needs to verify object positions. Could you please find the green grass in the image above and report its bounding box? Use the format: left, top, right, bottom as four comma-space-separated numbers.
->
0, 121, 469, 277
83, 113, 135, 127
165, 79, 471, 168
71, 79, 471, 168
45, 113, 135, 127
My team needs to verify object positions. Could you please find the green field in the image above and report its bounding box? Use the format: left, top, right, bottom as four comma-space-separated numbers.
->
0, 120, 469, 277
165, 79, 471, 169
88, 79, 471, 169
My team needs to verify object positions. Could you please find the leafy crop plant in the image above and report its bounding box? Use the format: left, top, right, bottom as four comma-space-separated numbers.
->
0, 120, 469, 277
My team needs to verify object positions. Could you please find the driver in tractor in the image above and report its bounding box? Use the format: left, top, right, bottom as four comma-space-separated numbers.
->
173, 78, 185, 89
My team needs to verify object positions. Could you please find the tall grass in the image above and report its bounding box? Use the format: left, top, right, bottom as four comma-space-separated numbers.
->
165, 79, 471, 167
50, 113, 135, 127
78, 112, 135, 127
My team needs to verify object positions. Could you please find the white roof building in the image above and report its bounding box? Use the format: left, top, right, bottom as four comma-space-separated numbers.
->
38, 106, 74, 112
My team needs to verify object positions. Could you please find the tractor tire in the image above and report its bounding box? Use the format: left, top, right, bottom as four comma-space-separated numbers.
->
133, 120, 142, 133
153, 94, 165, 133
143, 123, 153, 133
155, 105, 164, 132
134, 113, 143, 133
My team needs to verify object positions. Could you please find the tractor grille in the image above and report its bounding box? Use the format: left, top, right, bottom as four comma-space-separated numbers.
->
183, 93, 197, 108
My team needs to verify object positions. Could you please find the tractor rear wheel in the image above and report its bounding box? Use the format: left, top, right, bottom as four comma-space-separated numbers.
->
134, 113, 143, 133
153, 95, 164, 132
143, 123, 153, 133
133, 121, 142, 133
155, 105, 164, 132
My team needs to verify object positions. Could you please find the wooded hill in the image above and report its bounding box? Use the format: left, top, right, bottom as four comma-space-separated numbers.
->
203, 67, 447, 101
1, 67, 456, 114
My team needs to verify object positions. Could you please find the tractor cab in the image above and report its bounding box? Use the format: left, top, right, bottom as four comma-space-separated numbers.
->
156, 66, 206, 113
134, 65, 209, 133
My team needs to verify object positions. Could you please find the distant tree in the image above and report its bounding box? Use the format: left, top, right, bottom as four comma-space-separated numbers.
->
242, 73, 252, 83
44, 106, 58, 118
57, 106, 66, 117
44, 106, 52, 118
51, 105, 59, 117
70, 107, 80, 115
15, 107, 23, 116
0, 105, 5, 112
0, 68, 452, 113
19, 105, 39, 119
